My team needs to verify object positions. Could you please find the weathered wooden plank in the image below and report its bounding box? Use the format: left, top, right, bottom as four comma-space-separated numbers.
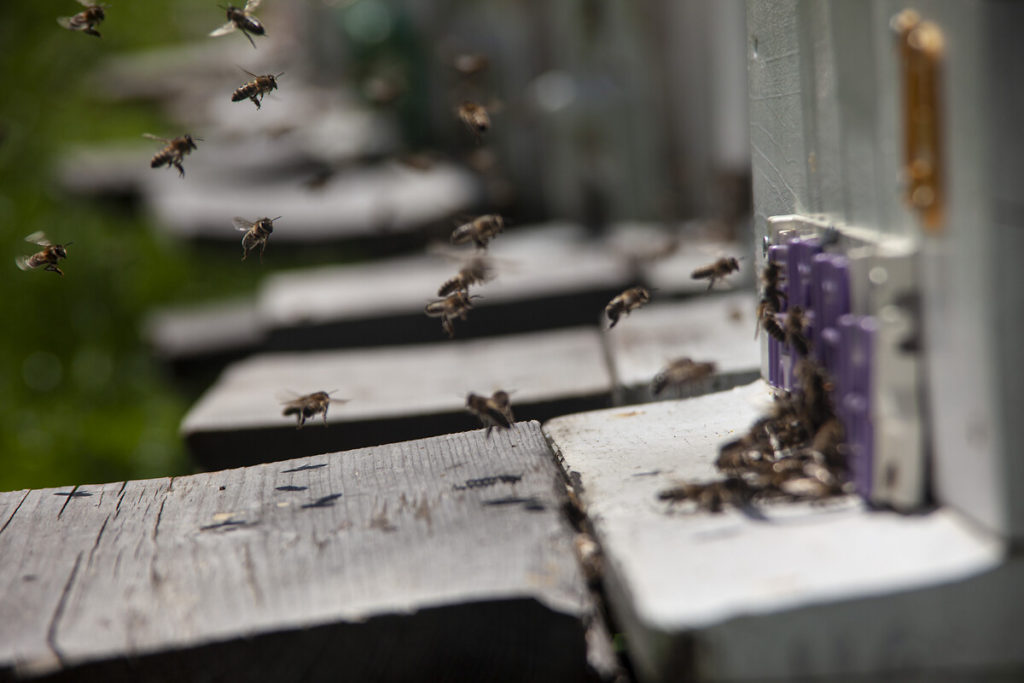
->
0, 424, 603, 682
258, 223, 633, 350
602, 292, 761, 404
181, 327, 612, 470
542, 382, 1011, 682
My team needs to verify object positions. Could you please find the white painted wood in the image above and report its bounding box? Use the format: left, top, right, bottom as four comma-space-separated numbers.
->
259, 223, 631, 330
144, 297, 261, 361
602, 292, 761, 403
543, 381, 1007, 681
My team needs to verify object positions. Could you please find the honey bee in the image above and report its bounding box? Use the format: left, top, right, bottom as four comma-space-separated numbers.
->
651, 358, 717, 396
144, 133, 199, 178
456, 101, 491, 140
465, 390, 514, 437
234, 216, 280, 262
784, 305, 811, 356
605, 286, 650, 329
451, 214, 504, 249
438, 255, 494, 296
757, 302, 786, 342
452, 53, 490, 76
57, 0, 105, 37
232, 70, 282, 110
16, 232, 72, 276
760, 261, 787, 311
281, 390, 349, 429
657, 477, 751, 513
210, 0, 265, 49
691, 256, 741, 291
424, 290, 476, 338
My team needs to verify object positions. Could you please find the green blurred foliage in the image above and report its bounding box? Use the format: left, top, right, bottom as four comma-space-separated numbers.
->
0, 0, 269, 491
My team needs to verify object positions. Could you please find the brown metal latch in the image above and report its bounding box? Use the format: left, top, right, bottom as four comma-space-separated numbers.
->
893, 10, 945, 232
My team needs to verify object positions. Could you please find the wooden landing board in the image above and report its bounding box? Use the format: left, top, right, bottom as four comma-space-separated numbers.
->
143, 297, 262, 371
0, 424, 601, 682
603, 292, 761, 404
181, 327, 611, 470
258, 223, 633, 350
542, 382, 1005, 682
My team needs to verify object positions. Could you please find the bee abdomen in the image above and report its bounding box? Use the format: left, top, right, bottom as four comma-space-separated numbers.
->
438, 277, 463, 297
232, 86, 253, 101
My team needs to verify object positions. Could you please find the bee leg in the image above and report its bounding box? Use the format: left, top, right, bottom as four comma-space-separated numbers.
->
241, 28, 256, 49
485, 424, 494, 439
706, 278, 715, 291
173, 161, 185, 178
250, 94, 261, 110
259, 241, 267, 264
46, 264, 64, 277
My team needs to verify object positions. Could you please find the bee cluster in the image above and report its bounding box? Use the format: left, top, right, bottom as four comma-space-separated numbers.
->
658, 261, 852, 513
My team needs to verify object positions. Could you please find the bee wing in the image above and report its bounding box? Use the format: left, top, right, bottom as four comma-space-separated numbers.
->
327, 398, 351, 406
233, 217, 255, 231
142, 133, 170, 143
25, 231, 51, 247
209, 21, 237, 37
239, 67, 259, 78
57, 16, 80, 30
15, 255, 34, 271
244, 0, 263, 11
74, 0, 94, 6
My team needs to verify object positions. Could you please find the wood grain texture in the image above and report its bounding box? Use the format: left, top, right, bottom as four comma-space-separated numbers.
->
0, 423, 599, 682
542, 383, 1004, 682
602, 292, 761, 404
181, 327, 612, 470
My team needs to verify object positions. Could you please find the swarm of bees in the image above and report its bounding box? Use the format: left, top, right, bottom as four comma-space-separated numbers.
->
16, 232, 72, 277
232, 70, 282, 110
210, 0, 266, 49
659, 357, 850, 513
465, 390, 515, 437
691, 256, 741, 291
235, 216, 280, 262
605, 286, 651, 329
651, 358, 717, 396
145, 133, 200, 178
281, 391, 349, 429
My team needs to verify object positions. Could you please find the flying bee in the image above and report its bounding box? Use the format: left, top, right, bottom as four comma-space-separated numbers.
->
16, 232, 72, 276
234, 216, 280, 262
57, 0, 105, 37
281, 390, 349, 429
210, 0, 265, 49
785, 305, 811, 356
605, 286, 650, 329
232, 70, 282, 110
456, 101, 491, 141
425, 290, 476, 338
438, 255, 494, 296
144, 133, 199, 178
691, 256, 741, 291
651, 357, 717, 396
452, 53, 490, 77
450, 214, 504, 249
465, 390, 514, 437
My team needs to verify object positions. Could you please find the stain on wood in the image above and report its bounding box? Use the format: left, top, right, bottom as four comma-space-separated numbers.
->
0, 423, 599, 682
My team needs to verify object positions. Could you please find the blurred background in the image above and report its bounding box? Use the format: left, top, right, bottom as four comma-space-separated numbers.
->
0, 0, 749, 491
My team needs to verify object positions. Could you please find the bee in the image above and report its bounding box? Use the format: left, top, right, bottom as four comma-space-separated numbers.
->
234, 216, 280, 262
210, 0, 265, 49
451, 214, 504, 249
657, 477, 751, 513
232, 70, 282, 110
281, 390, 349, 429
424, 290, 476, 338
795, 359, 835, 432
456, 101, 491, 140
57, 0, 105, 37
605, 286, 650, 329
784, 305, 811, 356
452, 53, 490, 76
651, 357, 717, 396
691, 256, 741, 291
438, 255, 494, 296
144, 133, 199, 178
757, 302, 786, 342
760, 261, 787, 312
465, 390, 514, 437
16, 232, 72, 276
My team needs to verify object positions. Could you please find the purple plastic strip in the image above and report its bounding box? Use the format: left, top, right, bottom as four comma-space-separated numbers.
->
837, 314, 877, 497
766, 244, 789, 389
